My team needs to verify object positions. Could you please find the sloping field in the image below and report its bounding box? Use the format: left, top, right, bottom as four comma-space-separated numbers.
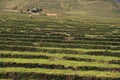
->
0, 12, 120, 80
0, 0, 120, 17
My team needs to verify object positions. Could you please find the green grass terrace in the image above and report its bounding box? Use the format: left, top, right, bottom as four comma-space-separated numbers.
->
0, 12, 120, 80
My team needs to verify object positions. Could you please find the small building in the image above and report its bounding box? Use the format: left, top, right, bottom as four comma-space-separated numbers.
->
27, 7, 43, 13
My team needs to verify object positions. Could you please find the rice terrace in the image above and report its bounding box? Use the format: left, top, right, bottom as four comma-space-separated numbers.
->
0, 0, 120, 80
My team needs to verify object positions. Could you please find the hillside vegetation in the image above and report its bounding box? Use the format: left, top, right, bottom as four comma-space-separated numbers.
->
0, 11, 120, 80
0, 0, 120, 17
0, 0, 120, 80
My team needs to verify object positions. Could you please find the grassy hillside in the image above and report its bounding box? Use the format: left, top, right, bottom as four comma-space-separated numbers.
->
0, 11, 120, 80
0, 0, 120, 80
0, 0, 120, 17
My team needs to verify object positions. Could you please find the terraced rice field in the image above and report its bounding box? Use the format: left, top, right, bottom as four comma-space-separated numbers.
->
0, 12, 120, 80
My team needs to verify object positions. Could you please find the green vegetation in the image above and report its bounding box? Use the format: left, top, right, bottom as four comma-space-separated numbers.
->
0, 0, 120, 17
0, 67, 120, 78
0, 3, 120, 79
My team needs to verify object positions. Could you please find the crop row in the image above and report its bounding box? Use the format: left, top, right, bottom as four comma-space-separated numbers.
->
0, 51, 119, 64
0, 67, 120, 80
1, 37, 120, 46
1, 35, 120, 42
1, 62, 120, 72
0, 45, 120, 57
0, 58, 120, 69
1, 41, 120, 50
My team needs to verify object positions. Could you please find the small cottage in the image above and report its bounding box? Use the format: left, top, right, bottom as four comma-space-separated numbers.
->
27, 7, 42, 13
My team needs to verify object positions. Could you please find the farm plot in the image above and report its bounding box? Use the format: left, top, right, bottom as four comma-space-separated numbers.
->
0, 12, 120, 80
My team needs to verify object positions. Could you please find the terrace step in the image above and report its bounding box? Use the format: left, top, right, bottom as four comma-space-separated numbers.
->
0, 58, 119, 72
1, 41, 120, 50
0, 51, 120, 64
0, 67, 120, 80
0, 62, 120, 72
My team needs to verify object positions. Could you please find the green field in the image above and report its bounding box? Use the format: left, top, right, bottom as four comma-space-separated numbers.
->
0, 11, 120, 80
